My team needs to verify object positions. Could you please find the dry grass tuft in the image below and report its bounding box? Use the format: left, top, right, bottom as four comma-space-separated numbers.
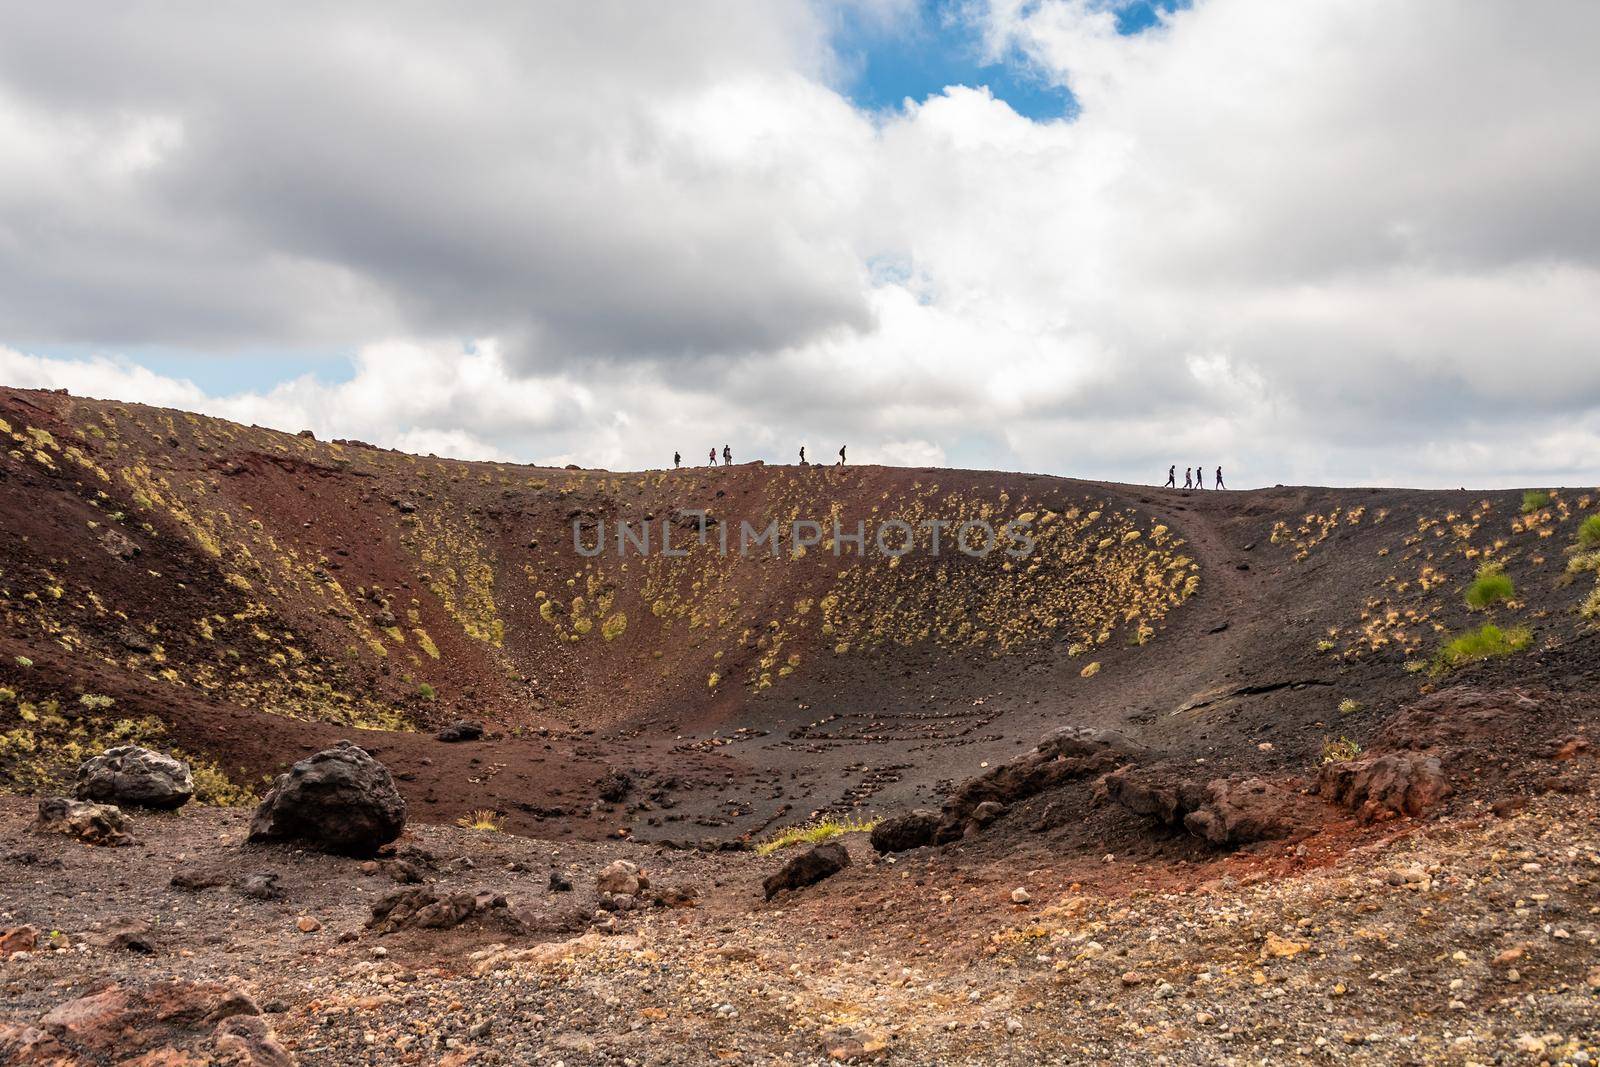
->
755, 814, 878, 857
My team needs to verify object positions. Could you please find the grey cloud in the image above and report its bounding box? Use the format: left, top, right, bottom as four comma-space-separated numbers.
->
4, 0, 1600, 490
0, 2, 871, 362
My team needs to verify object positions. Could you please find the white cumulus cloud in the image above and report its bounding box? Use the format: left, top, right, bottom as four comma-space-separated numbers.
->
2, 0, 1599, 487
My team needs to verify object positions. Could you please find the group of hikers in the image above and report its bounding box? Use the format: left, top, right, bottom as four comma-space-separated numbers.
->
667, 449, 1221, 488
673, 445, 846, 469
1166, 464, 1225, 490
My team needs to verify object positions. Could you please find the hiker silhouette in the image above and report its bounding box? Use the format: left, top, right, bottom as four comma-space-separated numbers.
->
722, 444, 731, 465
799, 446, 806, 464
1194, 464, 1204, 490
1183, 467, 1193, 490
673, 451, 681, 469
708, 448, 717, 466
1215, 466, 1225, 490
838, 445, 847, 465
1164, 465, 1175, 488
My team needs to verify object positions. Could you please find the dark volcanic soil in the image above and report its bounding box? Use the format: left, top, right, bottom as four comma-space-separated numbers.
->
4, 778, 1600, 1064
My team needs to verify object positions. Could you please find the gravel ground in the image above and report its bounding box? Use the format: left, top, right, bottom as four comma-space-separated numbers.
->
4, 789, 1600, 1065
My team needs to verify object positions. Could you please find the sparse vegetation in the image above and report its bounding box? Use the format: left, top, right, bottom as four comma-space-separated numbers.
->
0, 706, 254, 806
1463, 563, 1513, 610
413, 628, 441, 658
1337, 698, 1362, 715
1578, 514, 1600, 550
417, 682, 436, 700
456, 808, 501, 831
1320, 735, 1362, 764
755, 814, 878, 856
1521, 490, 1551, 514
1433, 622, 1532, 673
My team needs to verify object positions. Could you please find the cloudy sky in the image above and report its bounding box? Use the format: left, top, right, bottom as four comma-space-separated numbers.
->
2, 0, 1598, 488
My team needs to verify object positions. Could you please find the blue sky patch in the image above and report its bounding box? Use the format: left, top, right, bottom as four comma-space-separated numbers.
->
828, 0, 1186, 121
27, 344, 356, 395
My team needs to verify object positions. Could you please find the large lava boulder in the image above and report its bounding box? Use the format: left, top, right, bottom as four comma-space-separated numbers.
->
941, 726, 1143, 831
1107, 770, 1313, 849
870, 810, 943, 854
1182, 778, 1304, 847
248, 741, 406, 855
763, 841, 851, 899
1317, 753, 1450, 823
75, 746, 194, 810
1104, 769, 1210, 827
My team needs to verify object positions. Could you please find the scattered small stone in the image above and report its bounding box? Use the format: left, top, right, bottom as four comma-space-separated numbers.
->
234, 873, 286, 901
90, 917, 156, 954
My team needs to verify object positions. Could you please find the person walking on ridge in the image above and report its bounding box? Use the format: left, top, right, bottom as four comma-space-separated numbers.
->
1194, 464, 1205, 490
1183, 467, 1192, 490
708, 447, 717, 466
722, 444, 732, 466
838, 445, 847, 465
1215, 465, 1225, 490
1164, 465, 1176, 488
673, 451, 681, 469
799, 445, 806, 465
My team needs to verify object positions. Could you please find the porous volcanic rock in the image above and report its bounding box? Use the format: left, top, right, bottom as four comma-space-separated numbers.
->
17, 979, 287, 1064
763, 842, 850, 899
596, 859, 647, 896
1182, 777, 1306, 847
1103, 769, 1209, 827
1109, 771, 1313, 848
214, 1013, 294, 1067
942, 727, 1143, 834
1317, 753, 1451, 823
98, 527, 140, 560
1374, 687, 1542, 750
870, 810, 943, 854
597, 770, 633, 803
367, 887, 518, 935
31, 797, 135, 847
0, 925, 38, 958
247, 741, 406, 856
435, 719, 484, 743
88, 917, 157, 954
75, 745, 194, 810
